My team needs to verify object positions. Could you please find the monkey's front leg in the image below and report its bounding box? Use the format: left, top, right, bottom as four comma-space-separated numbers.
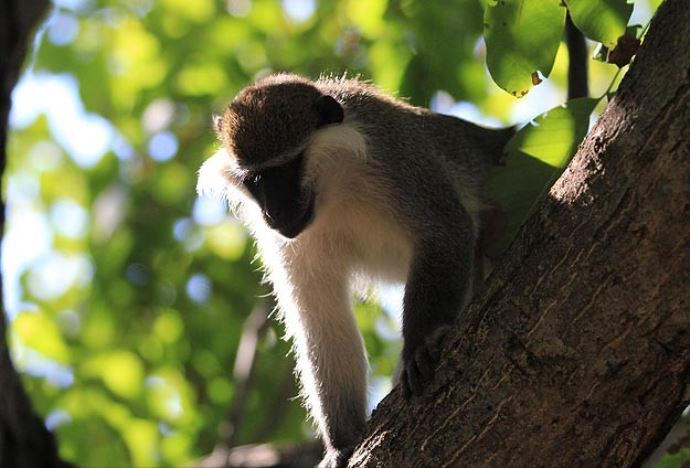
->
277, 264, 368, 468
401, 233, 474, 397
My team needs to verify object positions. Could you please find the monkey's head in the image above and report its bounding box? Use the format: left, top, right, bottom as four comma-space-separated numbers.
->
208, 74, 344, 239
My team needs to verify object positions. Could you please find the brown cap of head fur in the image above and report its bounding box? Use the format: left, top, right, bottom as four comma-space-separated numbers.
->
215, 74, 324, 168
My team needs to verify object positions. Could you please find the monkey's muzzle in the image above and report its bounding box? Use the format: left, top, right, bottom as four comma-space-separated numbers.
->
265, 195, 315, 239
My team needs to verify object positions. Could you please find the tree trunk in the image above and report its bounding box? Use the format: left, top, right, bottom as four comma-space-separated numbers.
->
351, 0, 690, 466
0, 1, 70, 467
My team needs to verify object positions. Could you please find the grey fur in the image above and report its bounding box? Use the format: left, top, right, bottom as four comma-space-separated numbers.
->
203, 73, 513, 468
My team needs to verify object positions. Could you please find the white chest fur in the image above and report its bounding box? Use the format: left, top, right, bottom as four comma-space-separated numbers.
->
290, 123, 413, 286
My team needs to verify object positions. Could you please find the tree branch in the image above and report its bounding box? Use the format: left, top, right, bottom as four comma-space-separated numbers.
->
217, 304, 270, 452
351, 0, 690, 465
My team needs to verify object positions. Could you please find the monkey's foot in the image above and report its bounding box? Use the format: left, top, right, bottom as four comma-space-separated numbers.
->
401, 325, 450, 398
318, 446, 354, 468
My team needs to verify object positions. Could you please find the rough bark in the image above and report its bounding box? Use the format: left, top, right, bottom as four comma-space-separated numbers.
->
351, 0, 690, 466
0, 1, 71, 467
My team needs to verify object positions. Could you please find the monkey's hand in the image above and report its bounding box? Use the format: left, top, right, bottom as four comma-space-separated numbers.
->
318, 446, 354, 468
401, 325, 450, 398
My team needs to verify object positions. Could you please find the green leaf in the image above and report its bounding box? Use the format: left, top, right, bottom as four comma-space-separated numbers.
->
13, 311, 71, 363
484, 0, 566, 97
81, 350, 145, 399
506, 97, 598, 163
566, 0, 633, 47
487, 97, 599, 254
658, 447, 690, 468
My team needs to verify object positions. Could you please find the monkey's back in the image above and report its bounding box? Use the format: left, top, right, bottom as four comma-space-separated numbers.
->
314, 77, 505, 237
315, 76, 509, 169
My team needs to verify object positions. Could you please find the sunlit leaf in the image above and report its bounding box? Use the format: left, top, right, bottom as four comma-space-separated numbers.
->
367, 41, 411, 94
565, 0, 633, 47
80, 303, 118, 349
247, 0, 285, 33
152, 162, 193, 205
160, 0, 215, 22
484, 0, 566, 97
145, 368, 199, 425
207, 377, 234, 404
13, 311, 70, 363
346, 0, 387, 36
175, 62, 228, 97
56, 416, 129, 467
121, 419, 159, 466
153, 309, 184, 344
205, 222, 248, 260
507, 97, 598, 163
161, 431, 194, 463
82, 350, 145, 399
110, 19, 168, 109
487, 97, 598, 254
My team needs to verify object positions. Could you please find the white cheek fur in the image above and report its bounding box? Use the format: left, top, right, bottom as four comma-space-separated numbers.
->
196, 148, 257, 218
196, 148, 235, 200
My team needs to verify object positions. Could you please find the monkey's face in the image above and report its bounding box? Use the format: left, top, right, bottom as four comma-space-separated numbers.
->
238, 153, 315, 239
213, 76, 344, 238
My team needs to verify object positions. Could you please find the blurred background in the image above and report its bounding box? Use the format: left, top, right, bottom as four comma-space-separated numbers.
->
5, 0, 660, 465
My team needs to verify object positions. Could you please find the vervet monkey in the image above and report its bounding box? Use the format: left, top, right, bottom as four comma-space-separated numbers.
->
197, 73, 513, 467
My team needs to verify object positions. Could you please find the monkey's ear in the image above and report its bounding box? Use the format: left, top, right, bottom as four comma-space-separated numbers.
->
212, 114, 223, 136
316, 95, 344, 126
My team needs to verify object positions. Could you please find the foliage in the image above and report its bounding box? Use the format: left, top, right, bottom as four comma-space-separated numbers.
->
566, 0, 634, 47
483, 0, 634, 96
5, 0, 665, 466
487, 97, 599, 254
484, 0, 565, 97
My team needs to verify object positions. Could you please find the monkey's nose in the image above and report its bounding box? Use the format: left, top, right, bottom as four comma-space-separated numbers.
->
262, 208, 289, 231
263, 210, 281, 230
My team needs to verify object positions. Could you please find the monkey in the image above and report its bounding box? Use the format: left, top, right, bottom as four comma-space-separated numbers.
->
197, 72, 514, 467
196, 11, 590, 466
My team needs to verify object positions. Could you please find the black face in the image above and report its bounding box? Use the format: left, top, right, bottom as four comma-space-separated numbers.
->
242, 154, 315, 239
235, 93, 344, 239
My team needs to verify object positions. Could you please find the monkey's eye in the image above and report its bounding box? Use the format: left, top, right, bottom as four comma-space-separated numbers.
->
242, 172, 263, 198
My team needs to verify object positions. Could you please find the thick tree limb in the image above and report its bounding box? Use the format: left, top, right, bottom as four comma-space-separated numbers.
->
0, 1, 71, 467
351, 0, 690, 466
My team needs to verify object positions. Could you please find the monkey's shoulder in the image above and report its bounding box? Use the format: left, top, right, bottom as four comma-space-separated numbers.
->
315, 76, 513, 166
